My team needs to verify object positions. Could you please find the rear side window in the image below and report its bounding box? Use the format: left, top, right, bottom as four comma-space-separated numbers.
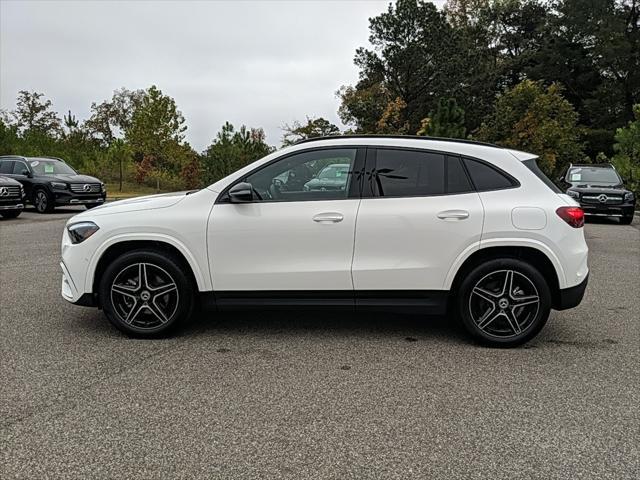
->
523, 158, 561, 193
463, 158, 517, 191
446, 155, 474, 194
370, 149, 445, 197
0, 161, 13, 174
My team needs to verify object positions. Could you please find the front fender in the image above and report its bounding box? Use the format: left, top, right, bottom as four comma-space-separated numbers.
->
84, 232, 211, 293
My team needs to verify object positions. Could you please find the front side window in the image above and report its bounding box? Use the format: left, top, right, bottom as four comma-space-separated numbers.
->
12, 161, 29, 175
241, 148, 357, 202
28, 159, 76, 176
369, 149, 445, 197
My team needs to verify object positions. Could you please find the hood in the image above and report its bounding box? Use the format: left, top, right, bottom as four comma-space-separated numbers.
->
74, 191, 190, 218
568, 184, 629, 195
38, 173, 102, 183
0, 175, 21, 186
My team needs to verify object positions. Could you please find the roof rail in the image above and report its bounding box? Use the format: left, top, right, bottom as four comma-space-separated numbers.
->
293, 134, 502, 149
38, 156, 65, 162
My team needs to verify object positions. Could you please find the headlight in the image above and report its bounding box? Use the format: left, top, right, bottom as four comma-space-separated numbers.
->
566, 190, 580, 199
50, 181, 67, 190
624, 192, 635, 201
67, 221, 99, 244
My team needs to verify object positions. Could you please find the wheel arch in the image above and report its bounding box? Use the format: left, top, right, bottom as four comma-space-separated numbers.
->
447, 243, 564, 309
87, 235, 209, 299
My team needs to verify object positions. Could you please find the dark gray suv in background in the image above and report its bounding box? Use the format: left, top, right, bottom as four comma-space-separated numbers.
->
0, 156, 106, 213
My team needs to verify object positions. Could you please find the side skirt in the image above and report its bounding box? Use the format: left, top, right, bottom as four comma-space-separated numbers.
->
199, 290, 449, 315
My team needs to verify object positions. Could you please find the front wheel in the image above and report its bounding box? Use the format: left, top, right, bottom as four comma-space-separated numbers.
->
34, 188, 54, 213
457, 258, 551, 348
99, 250, 195, 337
0, 209, 22, 218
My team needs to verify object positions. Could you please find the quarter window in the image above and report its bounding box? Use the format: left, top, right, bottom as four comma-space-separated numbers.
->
239, 148, 357, 202
370, 149, 445, 197
463, 158, 516, 191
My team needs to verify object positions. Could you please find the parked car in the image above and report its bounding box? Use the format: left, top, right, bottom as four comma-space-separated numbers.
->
560, 163, 636, 224
0, 156, 106, 213
0, 175, 25, 218
60, 136, 589, 347
304, 163, 351, 191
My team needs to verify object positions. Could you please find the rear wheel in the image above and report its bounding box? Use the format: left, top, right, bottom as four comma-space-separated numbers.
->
34, 188, 54, 213
99, 250, 195, 337
457, 258, 551, 347
0, 209, 22, 218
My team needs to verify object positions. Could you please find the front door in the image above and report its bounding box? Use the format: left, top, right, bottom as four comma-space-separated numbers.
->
208, 147, 363, 296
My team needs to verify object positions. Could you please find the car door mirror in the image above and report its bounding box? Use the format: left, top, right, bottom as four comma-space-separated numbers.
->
21, 169, 32, 178
228, 182, 254, 203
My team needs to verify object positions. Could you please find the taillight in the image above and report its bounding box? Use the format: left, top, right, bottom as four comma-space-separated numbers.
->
556, 206, 584, 228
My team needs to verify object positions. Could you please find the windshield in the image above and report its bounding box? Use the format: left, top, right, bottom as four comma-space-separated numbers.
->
567, 167, 620, 185
29, 159, 76, 176
318, 164, 350, 179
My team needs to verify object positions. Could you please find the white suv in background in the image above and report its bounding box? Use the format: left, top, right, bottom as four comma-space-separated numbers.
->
60, 136, 589, 347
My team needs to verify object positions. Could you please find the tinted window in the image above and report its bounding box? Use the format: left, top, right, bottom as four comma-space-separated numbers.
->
12, 161, 29, 175
0, 161, 13, 174
371, 149, 445, 197
523, 158, 561, 193
463, 158, 516, 191
241, 148, 357, 202
446, 155, 473, 194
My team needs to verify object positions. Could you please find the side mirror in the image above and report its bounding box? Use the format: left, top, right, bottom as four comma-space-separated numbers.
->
21, 169, 32, 178
228, 182, 254, 203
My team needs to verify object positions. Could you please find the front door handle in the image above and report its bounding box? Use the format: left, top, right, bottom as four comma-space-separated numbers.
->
437, 210, 469, 220
313, 212, 344, 223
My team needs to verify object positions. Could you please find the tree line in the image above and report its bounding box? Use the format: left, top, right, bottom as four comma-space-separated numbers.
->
1, 0, 639, 193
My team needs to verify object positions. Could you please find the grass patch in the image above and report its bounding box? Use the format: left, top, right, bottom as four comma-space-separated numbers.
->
105, 182, 168, 200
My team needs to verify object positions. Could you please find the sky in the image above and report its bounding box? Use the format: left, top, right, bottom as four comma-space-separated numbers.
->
1, 0, 444, 151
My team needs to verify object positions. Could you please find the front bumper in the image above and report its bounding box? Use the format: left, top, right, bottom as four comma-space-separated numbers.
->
53, 190, 106, 206
61, 261, 96, 306
580, 203, 635, 218
0, 203, 24, 211
554, 273, 589, 310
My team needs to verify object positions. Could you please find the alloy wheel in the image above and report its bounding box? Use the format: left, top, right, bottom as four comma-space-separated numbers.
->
110, 262, 179, 329
35, 191, 48, 212
468, 269, 540, 338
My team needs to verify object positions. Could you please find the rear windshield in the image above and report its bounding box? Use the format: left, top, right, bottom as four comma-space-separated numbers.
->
522, 159, 561, 193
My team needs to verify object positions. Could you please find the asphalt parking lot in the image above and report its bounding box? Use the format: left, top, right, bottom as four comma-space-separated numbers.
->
1, 207, 638, 479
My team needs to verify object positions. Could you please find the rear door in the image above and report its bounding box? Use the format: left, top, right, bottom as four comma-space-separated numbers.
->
352, 148, 484, 295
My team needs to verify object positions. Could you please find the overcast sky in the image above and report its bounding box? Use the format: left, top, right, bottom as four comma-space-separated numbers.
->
1, 0, 444, 151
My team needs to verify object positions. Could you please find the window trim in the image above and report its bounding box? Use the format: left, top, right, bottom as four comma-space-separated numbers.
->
215, 146, 366, 205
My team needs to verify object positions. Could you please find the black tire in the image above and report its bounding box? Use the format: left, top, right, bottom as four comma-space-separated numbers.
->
99, 249, 195, 338
457, 258, 551, 348
0, 209, 22, 219
620, 215, 633, 225
85, 203, 101, 210
33, 188, 54, 213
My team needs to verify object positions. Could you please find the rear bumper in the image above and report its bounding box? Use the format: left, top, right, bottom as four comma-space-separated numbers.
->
554, 273, 589, 310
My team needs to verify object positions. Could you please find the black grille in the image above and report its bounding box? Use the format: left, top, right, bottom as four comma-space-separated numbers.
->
581, 195, 623, 205
70, 183, 101, 193
0, 185, 21, 198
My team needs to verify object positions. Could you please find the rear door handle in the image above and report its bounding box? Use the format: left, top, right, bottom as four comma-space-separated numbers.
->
437, 210, 469, 220
313, 212, 344, 223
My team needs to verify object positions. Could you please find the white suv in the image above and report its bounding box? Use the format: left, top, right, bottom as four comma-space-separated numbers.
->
60, 136, 589, 347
